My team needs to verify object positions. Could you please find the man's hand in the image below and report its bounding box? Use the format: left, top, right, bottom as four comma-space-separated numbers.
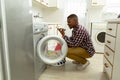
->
57, 28, 65, 37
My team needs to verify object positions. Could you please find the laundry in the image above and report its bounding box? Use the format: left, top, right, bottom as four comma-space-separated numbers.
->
47, 43, 62, 58
47, 50, 58, 59
54, 43, 62, 51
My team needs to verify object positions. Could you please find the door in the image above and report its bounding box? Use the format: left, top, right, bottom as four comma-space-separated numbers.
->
37, 35, 68, 65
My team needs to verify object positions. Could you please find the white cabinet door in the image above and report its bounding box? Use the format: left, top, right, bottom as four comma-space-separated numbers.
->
41, 0, 58, 8
107, 23, 117, 37
91, 0, 106, 6
112, 24, 120, 80
33, 0, 58, 8
112, 53, 120, 80
116, 24, 120, 54
105, 35, 116, 51
47, 0, 57, 7
37, 35, 68, 65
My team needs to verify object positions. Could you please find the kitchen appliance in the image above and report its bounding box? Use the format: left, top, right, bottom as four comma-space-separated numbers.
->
0, 0, 68, 80
33, 22, 68, 80
91, 22, 107, 53
33, 22, 48, 80
0, 0, 34, 80
37, 35, 68, 65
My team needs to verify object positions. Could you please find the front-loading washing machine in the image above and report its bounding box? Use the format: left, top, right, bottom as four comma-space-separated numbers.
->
33, 23, 68, 80
91, 22, 107, 53
33, 23, 48, 80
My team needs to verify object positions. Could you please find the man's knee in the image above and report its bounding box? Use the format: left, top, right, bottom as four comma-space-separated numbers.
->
66, 54, 73, 58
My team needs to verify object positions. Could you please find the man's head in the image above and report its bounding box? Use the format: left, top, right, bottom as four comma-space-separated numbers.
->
67, 14, 78, 29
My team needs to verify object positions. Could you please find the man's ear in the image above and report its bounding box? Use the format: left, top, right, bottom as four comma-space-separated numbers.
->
74, 18, 77, 21
74, 18, 78, 24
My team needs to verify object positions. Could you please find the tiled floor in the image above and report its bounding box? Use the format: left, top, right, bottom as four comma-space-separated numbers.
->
39, 54, 108, 80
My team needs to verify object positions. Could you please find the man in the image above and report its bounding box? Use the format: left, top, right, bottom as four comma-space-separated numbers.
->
58, 14, 95, 70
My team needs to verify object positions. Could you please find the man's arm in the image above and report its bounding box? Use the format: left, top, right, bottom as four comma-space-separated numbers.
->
63, 28, 85, 47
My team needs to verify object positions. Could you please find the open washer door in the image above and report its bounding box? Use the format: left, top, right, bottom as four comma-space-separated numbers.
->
37, 35, 68, 65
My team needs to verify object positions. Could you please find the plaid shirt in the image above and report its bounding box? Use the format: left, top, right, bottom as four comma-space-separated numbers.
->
63, 25, 95, 56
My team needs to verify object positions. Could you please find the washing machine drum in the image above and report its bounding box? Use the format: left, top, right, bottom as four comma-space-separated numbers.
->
37, 35, 68, 65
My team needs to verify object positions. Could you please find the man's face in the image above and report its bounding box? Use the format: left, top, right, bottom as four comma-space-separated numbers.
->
67, 18, 77, 29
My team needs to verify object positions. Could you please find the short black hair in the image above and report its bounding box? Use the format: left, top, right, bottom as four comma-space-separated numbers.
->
67, 14, 78, 19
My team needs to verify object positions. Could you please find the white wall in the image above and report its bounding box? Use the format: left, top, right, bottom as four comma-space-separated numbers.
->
87, 7, 118, 22
87, 7, 103, 22
32, 1, 44, 23
32, 0, 88, 36
86, 6, 104, 32
42, 8, 64, 24
63, 0, 87, 36
32, 0, 107, 36
86, 0, 120, 32
42, 0, 64, 24
32, 0, 120, 28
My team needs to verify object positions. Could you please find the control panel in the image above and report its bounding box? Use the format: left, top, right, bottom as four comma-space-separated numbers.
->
33, 23, 48, 34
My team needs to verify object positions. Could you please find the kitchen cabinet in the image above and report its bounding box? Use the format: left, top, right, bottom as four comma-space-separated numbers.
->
91, 0, 106, 6
33, 0, 58, 8
103, 19, 120, 80
112, 24, 120, 80
44, 0, 58, 8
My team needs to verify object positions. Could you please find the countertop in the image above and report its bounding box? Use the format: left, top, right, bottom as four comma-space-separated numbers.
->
105, 18, 120, 23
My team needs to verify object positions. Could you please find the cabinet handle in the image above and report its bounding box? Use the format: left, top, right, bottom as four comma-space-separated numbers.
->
105, 52, 110, 56
108, 28, 112, 31
104, 63, 109, 68
107, 40, 111, 43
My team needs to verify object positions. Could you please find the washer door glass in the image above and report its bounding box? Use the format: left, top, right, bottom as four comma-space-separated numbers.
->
97, 32, 106, 43
37, 35, 68, 65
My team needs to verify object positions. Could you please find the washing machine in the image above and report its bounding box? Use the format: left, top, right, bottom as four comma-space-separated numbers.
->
33, 23, 48, 80
91, 22, 107, 53
33, 22, 68, 80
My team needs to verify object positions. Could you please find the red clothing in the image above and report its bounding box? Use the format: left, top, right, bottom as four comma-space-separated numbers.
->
55, 43, 61, 51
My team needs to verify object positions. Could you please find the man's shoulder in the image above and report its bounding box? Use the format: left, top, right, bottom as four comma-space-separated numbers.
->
78, 25, 89, 33
78, 25, 86, 31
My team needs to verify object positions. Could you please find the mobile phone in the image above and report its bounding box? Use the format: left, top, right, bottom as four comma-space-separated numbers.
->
57, 28, 66, 31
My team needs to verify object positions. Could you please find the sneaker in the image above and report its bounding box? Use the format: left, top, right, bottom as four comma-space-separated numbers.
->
76, 60, 90, 70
